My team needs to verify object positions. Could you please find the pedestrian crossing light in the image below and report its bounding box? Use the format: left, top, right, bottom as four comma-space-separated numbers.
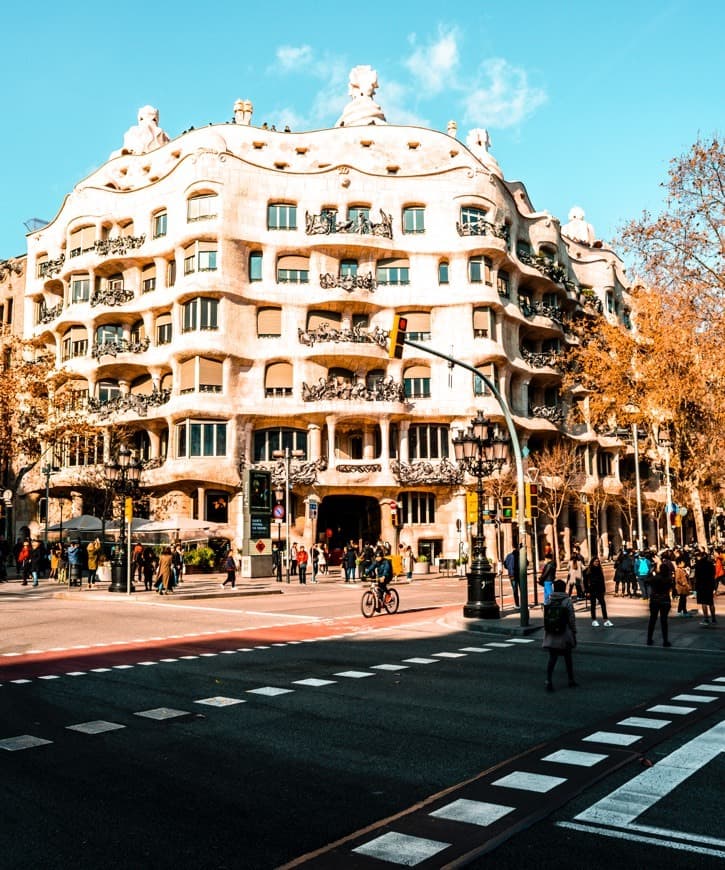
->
388, 315, 408, 359
525, 483, 539, 519
501, 494, 516, 522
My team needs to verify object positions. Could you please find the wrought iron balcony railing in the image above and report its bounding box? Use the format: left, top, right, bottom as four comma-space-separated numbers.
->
305, 210, 393, 239
302, 375, 405, 403
91, 337, 151, 359
319, 272, 377, 292
298, 323, 387, 348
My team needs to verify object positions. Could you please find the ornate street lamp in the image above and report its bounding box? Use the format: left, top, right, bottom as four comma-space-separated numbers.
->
104, 445, 141, 593
453, 411, 509, 619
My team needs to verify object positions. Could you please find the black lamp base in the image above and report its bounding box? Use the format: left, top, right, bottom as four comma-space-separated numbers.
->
108, 560, 135, 593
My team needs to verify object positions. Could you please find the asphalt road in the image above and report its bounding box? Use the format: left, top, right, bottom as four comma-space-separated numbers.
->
1, 575, 723, 869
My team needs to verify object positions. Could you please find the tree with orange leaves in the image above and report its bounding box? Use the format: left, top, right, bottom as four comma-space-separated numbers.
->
564, 136, 725, 546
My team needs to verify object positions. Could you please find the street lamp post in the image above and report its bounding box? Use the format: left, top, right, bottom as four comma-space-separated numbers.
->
103, 445, 141, 593
272, 448, 303, 584
453, 411, 509, 619
658, 433, 674, 548
41, 463, 53, 546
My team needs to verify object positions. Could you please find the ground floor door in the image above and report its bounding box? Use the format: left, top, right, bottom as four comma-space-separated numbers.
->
316, 495, 380, 563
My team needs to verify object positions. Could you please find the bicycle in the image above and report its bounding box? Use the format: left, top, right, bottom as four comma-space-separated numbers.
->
360, 581, 399, 617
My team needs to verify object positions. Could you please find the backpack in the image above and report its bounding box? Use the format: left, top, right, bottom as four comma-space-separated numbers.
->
544, 600, 569, 635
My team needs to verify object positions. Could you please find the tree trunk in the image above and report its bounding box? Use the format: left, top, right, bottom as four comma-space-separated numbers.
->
688, 484, 708, 548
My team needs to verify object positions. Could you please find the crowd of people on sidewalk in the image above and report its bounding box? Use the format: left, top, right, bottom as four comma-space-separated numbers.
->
540, 542, 721, 690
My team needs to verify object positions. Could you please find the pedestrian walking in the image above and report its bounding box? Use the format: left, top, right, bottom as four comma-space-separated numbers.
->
66, 540, 83, 587
296, 545, 308, 584
290, 542, 298, 577
646, 562, 675, 647
538, 552, 557, 604
342, 544, 357, 582
142, 546, 157, 591
272, 543, 282, 582
29, 540, 45, 587
542, 579, 578, 691
221, 550, 237, 588
674, 559, 692, 616
693, 550, 718, 626
311, 544, 320, 582
404, 544, 414, 581
132, 543, 144, 585
567, 544, 585, 601
586, 557, 613, 627
503, 546, 520, 608
634, 550, 653, 599
17, 539, 31, 585
86, 537, 102, 587
155, 546, 173, 594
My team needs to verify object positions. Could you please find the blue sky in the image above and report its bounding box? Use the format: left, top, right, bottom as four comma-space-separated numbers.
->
1, 0, 722, 258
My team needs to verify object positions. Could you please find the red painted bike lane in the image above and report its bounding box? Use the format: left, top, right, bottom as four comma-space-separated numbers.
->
0, 603, 463, 682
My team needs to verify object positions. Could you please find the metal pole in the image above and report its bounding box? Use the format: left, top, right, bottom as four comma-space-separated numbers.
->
125, 496, 133, 594
632, 423, 644, 550
664, 445, 674, 548
43, 464, 51, 546
403, 337, 529, 626
285, 449, 291, 583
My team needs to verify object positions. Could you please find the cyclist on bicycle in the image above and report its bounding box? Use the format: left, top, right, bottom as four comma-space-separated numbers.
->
366, 552, 392, 602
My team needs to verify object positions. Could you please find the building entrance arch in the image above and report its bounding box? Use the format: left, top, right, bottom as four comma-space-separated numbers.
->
316, 495, 380, 564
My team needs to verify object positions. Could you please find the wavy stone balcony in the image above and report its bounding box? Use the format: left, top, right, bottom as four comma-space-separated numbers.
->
298, 323, 387, 348
90, 286, 135, 307
302, 376, 405, 403
455, 218, 509, 242
517, 250, 569, 285
87, 388, 171, 418
91, 337, 151, 360
529, 403, 565, 423
520, 348, 562, 369
391, 457, 463, 486
519, 299, 569, 329
37, 302, 64, 325
319, 272, 377, 292
305, 210, 393, 239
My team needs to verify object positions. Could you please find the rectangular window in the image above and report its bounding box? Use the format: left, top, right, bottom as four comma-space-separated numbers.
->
402, 207, 425, 234
142, 277, 156, 293
497, 270, 510, 297
468, 257, 492, 285
249, 252, 263, 281
198, 250, 217, 272
404, 376, 431, 399
200, 298, 218, 330
153, 212, 167, 238
473, 363, 497, 396
167, 259, 176, 287
376, 260, 410, 285
347, 206, 370, 232
401, 492, 435, 524
71, 278, 90, 303
187, 194, 218, 222
597, 452, 613, 477
473, 307, 493, 339
277, 267, 309, 283
267, 203, 297, 230
177, 421, 227, 458
461, 206, 487, 228
184, 255, 196, 276
409, 425, 449, 460
340, 259, 358, 277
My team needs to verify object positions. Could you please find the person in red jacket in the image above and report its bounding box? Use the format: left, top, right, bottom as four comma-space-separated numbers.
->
296, 545, 309, 584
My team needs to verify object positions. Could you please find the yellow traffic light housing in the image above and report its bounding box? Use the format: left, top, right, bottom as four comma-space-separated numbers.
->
388, 315, 408, 359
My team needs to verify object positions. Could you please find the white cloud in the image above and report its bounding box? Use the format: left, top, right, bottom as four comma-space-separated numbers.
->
275, 45, 313, 71
461, 58, 547, 128
404, 27, 460, 96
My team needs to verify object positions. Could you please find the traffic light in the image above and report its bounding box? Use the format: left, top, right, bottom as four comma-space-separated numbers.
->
388, 314, 408, 359
501, 494, 516, 522
525, 483, 539, 519
390, 502, 399, 527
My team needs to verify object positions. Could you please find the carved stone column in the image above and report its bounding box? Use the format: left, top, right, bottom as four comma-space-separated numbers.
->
308, 423, 321, 461
399, 420, 410, 463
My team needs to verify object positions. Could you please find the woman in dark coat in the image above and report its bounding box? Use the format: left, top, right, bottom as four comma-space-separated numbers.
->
155, 547, 173, 594
542, 579, 578, 690
647, 562, 675, 646
586, 557, 613, 627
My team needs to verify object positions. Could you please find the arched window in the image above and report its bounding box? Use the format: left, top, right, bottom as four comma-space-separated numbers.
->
257, 307, 281, 338
404, 364, 431, 399
61, 326, 88, 360
265, 362, 293, 397
468, 256, 492, 285
277, 254, 309, 283
438, 260, 449, 284
156, 312, 172, 345
187, 193, 218, 222
473, 362, 498, 396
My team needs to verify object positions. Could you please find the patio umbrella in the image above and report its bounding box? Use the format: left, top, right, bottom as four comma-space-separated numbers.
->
133, 517, 219, 541
48, 514, 103, 532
